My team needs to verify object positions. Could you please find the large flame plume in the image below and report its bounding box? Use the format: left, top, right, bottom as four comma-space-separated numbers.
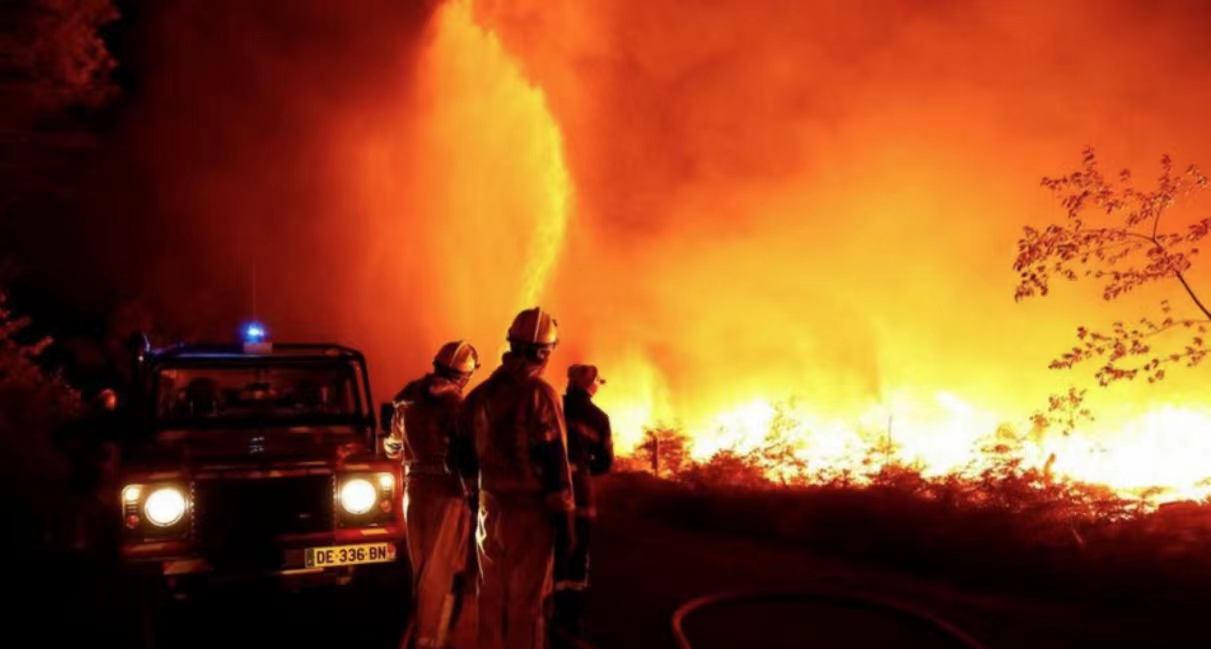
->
342, 0, 572, 363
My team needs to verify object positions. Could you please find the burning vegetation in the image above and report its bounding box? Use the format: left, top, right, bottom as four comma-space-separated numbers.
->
611, 149, 1211, 509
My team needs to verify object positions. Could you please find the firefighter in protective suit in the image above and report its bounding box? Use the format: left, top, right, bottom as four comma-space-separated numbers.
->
551, 364, 613, 644
388, 341, 481, 649
452, 307, 574, 649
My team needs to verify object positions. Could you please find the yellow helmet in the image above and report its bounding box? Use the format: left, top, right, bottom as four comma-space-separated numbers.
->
433, 341, 480, 376
507, 307, 559, 347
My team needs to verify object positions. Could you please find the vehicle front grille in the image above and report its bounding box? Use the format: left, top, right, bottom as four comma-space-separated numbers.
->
193, 473, 334, 569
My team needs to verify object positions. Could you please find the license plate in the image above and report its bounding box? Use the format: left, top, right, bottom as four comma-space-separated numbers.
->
304, 542, 396, 568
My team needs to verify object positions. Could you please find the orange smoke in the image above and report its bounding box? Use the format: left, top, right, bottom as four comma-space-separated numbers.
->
395, 0, 1211, 502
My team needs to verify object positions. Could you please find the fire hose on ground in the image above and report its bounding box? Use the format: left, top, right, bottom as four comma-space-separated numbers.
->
402, 587, 990, 649
670, 588, 993, 649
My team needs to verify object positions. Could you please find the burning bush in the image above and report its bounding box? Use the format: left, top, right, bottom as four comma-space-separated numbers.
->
608, 411, 1211, 603
630, 413, 1157, 519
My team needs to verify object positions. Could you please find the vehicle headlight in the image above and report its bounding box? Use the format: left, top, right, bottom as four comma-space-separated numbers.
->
144, 487, 186, 527
339, 478, 376, 515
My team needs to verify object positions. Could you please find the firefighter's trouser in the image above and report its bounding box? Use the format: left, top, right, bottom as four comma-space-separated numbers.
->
406, 476, 474, 649
551, 511, 591, 639
476, 491, 555, 649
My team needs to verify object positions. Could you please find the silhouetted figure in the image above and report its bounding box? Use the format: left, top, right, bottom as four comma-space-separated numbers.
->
552, 364, 614, 645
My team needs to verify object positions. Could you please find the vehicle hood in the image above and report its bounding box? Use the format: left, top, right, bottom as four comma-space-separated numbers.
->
127, 426, 372, 467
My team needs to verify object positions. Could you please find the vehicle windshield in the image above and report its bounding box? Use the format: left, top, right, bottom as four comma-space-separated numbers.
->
151, 359, 368, 429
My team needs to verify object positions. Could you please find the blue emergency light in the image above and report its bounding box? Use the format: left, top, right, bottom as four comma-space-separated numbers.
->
241, 321, 272, 353
243, 322, 267, 343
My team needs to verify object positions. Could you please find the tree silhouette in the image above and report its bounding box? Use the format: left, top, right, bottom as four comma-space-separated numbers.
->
638, 427, 690, 478
1014, 149, 1211, 398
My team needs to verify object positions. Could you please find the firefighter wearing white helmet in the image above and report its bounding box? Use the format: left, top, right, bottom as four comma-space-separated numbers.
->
391, 340, 480, 649
451, 307, 574, 649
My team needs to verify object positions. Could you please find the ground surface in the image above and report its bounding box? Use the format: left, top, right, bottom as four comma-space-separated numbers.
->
17, 486, 1211, 649
583, 491, 1211, 649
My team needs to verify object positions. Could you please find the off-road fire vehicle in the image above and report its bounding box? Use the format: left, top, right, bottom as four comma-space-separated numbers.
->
114, 324, 405, 594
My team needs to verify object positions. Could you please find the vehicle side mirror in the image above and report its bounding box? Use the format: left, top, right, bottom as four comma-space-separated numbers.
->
126, 331, 151, 361
379, 402, 395, 433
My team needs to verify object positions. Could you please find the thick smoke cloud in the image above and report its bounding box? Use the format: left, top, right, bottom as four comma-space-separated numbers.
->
473, 0, 1211, 439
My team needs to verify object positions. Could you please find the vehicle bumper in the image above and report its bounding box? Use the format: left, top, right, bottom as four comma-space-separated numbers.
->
120, 525, 407, 588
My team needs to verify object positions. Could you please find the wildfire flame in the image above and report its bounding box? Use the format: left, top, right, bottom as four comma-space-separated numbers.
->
419, 0, 572, 372
648, 394, 1211, 503
387, 0, 1211, 507
343, 0, 572, 363
417, 0, 570, 314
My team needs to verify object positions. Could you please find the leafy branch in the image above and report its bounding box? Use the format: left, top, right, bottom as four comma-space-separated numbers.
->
1029, 386, 1094, 436
1014, 148, 1211, 389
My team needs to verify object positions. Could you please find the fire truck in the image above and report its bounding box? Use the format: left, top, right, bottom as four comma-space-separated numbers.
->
113, 323, 406, 597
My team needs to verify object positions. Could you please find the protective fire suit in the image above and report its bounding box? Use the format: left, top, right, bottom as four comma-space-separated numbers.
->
394, 374, 476, 649
552, 385, 613, 638
453, 353, 574, 649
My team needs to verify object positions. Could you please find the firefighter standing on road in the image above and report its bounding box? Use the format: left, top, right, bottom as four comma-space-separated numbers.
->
389, 341, 480, 649
551, 364, 613, 644
452, 307, 575, 649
